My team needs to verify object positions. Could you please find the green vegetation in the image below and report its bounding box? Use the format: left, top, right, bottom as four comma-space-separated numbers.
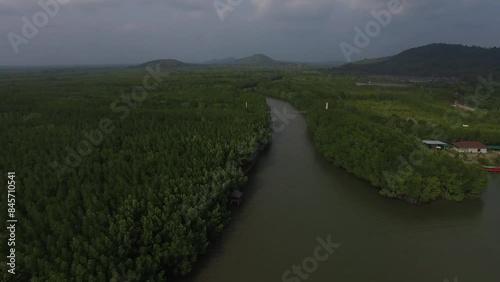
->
0, 68, 271, 281
257, 70, 495, 203
0, 65, 496, 280
337, 43, 500, 79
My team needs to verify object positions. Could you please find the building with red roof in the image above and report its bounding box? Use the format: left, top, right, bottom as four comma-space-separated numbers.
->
452, 141, 488, 153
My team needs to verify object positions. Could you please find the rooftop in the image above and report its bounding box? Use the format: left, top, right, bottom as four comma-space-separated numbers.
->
422, 140, 447, 145
452, 141, 487, 149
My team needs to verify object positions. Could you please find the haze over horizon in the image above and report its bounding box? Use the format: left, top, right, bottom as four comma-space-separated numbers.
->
1, 0, 500, 66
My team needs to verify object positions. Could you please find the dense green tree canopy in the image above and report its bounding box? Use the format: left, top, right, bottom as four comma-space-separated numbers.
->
258, 72, 491, 203
0, 69, 272, 281
0, 67, 494, 281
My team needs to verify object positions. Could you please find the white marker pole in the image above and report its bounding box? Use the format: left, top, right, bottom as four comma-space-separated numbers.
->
326, 102, 329, 110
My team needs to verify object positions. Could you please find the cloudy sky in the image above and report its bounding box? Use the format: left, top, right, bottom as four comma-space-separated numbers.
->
1, 0, 499, 66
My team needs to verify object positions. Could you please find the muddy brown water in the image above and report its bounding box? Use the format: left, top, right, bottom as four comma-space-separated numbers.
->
182, 98, 500, 282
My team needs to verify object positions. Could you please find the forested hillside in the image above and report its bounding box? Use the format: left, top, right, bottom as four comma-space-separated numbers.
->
336, 43, 500, 79
140, 59, 194, 69
0, 69, 272, 281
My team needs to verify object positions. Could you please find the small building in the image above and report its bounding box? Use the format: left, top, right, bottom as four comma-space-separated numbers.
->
453, 141, 488, 153
488, 145, 500, 151
230, 190, 243, 205
422, 140, 447, 150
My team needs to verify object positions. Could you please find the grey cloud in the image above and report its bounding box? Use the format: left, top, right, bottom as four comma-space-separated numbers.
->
167, 0, 212, 12
1, 0, 499, 65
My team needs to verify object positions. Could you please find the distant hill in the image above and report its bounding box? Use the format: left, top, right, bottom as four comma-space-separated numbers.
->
203, 57, 237, 65
232, 54, 276, 65
203, 54, 343, 67
350, 56, 391, 65
335, 44, 500, 78
317, 60, 345, 67
140, 59, 194, 69
140, 54, 344, 69
140, 55, 279, 68
203, 54, 280, 66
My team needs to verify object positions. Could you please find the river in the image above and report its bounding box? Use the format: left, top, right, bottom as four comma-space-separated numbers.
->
182, 98, 500, 282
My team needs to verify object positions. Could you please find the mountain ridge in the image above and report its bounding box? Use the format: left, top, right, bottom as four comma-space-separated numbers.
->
335, 43, 500, 78
140, 59, 194, 69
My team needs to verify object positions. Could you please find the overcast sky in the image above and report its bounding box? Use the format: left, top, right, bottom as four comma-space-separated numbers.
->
1, 0, 499, 66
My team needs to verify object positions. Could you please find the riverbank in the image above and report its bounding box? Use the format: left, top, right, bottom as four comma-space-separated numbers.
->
182, 97, 500, 282
170, 115, 272, 281
260, 94, 488, 203
242, 141, 271, 173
